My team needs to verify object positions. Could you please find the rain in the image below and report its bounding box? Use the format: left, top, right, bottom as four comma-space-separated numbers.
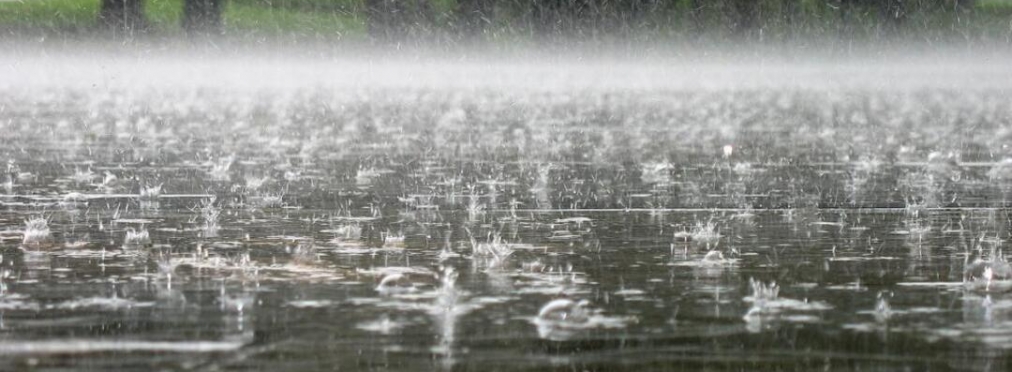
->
2, 1, 1012, 371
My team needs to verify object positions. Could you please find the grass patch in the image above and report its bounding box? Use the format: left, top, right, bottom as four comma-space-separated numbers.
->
0, 0, 1010, 43
0, 0, 366, 38
225, 1, 365, 39
0, 0, 101, 32
145, 0, 184, 33
979, 0, 1012, 9
230, 0, 360, 13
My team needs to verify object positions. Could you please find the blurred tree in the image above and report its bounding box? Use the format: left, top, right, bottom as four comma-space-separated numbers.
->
366, 0, 433, 41
183, 0, 224, 35
729, 0, 759, 38
832, 0, 909, 36
529, 0, 562, 36
687, 0, 705, 34
879, 0, 906, 31
524, 0, 601, 37
98, 0, 148, 32
365, 0, 396, 39
458, 0, 495, 39
609, 0, 656, 35
782, 0, 799, 31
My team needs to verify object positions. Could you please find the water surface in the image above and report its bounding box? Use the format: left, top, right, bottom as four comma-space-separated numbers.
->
2, 56, 1012, 370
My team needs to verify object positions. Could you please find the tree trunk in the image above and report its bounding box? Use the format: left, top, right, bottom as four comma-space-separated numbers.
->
877, 0, 905, 34
365, 0, 393, 40
529, 0, 568, 37
98, 0, 147, 32
366, 0, 433, 41
614, 0, 652, 35
458, 0, 494, 39
955, 0, 975, 11
782, 0, 798, 26
183, 0, 225, 35
881, 0, 905, 26
688, 0, 704, 34
836, 0, 854, 37
730, 0, 758, 38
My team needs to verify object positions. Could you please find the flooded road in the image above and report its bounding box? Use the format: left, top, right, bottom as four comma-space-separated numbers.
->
2, 56, 1012, 370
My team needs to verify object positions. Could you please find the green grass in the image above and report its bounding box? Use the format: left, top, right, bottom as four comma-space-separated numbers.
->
230, 0, 360, 13
979, 0, 1012, 9
0, 0, 1010, 43
226, 1, 365, 39
145, 0, 184, 33
0, 0, 101, 32
0, 0, 365, 38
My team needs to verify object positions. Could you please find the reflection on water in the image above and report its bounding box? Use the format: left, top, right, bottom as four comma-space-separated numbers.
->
3, 59, 1012, 370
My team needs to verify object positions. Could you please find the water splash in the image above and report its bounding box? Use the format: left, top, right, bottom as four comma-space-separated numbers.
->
22, 216, 50, 245
530, 298, 633, 341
